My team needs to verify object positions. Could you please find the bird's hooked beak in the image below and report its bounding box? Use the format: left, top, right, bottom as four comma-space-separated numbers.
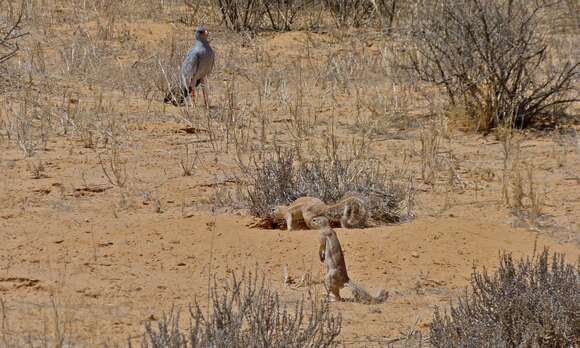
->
195, 27, 209, 40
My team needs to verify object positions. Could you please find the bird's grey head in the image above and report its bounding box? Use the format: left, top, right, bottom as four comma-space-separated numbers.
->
195, 26, 209, 41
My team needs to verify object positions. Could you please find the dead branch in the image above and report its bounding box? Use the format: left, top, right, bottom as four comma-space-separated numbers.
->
0, 6, 28, 65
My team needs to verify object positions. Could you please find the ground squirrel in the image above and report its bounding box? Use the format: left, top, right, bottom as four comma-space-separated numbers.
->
271, 195, 367, 231
312, 216, 387, 304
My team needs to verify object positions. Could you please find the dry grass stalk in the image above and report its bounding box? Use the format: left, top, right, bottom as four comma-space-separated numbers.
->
27, 160, 46, 179
0, 297, 77, 347
97, 142, 128, 188
510, 161, 525, 213
500, 127, 522, 206
7, 99, 37, 158
179, 144, 199, 176
526, 163, 544, 226
419, 123, 440, 185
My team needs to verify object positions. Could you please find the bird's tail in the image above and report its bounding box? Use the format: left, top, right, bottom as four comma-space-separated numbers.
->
345, 281, 388, 304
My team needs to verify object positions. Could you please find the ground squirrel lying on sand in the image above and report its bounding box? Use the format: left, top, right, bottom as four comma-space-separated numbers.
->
271, 195, 367, 231
313, 216, 387, 304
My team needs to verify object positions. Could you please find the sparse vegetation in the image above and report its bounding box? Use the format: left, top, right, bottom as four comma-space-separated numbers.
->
179, 144, 199, 176
0, 297, 76, 348
0, 0, 578, 345
263, 0, 315, 31
97, 142, 128, 188
430, 249, 580, 347
1, 272, 342, 348
142, 270, 341, 347
243, 141, 415, 227
27, 159, 46, 179
322, 0, 375, 28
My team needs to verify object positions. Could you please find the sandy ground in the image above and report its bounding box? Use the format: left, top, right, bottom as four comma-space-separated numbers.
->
0, 5, 579, 346
1, 122, 579, 346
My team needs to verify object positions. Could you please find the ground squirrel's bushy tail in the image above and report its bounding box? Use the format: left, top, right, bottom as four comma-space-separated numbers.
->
345, 281, 388, 304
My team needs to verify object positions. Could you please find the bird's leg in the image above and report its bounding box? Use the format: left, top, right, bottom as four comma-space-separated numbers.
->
201, 78, 209, 108
188, 79, 197, 107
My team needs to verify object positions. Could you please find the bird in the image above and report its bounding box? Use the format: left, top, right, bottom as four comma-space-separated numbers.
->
171, 26, 215, 108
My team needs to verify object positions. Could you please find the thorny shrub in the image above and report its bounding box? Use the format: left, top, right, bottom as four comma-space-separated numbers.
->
430, 249, 580, 347
141, 270, 342, 348
408, 0, 579, 131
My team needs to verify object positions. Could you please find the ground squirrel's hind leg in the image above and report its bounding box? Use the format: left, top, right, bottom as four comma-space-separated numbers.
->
285, 212, 293, 231
325, 270, 343, 301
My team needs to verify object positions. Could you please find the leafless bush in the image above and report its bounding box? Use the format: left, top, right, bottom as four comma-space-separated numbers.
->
370, 0, 398, 32
0, 5, 27, 66
408, 0, 579, 131
141, 270, 342, 348
244, 142, 415, 227
213, 0, 266, 31
0, 4, 27, 93
263, 0, 313, 31
430, 249, 580, 347
323, 0, 375, 28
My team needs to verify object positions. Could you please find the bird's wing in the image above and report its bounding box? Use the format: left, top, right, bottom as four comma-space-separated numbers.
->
181, 48, 200, 86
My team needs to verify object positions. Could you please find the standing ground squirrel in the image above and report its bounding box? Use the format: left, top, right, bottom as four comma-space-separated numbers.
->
313, 216, 387, 304
271, 195, 368, 231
